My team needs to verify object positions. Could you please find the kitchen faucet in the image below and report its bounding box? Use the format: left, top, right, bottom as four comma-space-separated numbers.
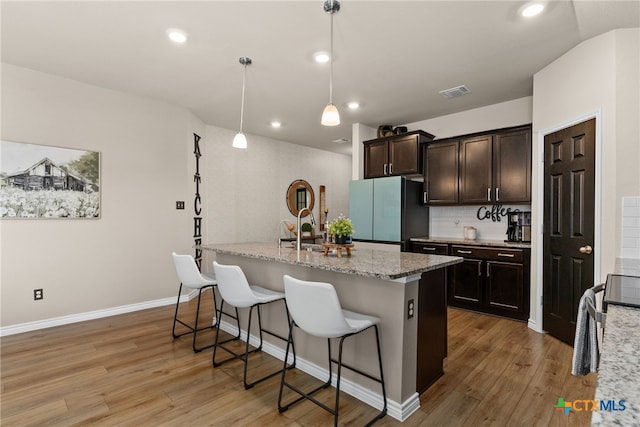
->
296, 207, 316, 252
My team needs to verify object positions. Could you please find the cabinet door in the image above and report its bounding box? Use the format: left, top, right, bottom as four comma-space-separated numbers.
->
372, 176, 401, 241
486, 261, 524, 315
364, 140, 389, 179
389, 134, 420, 176
349, 179, 374, 240
449, 258, 483, 307
493, 128, 531, 203
425, 140, 459, 204
460, 135, 493, 204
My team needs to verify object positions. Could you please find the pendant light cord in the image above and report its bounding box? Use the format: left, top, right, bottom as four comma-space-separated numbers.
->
329, 10, 334, 105
239, 63, 247, 133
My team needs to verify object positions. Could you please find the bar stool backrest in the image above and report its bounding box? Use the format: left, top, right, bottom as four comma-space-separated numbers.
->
283, 275, 352, 338
213, 261, 260, 308
172, 252, 213, 288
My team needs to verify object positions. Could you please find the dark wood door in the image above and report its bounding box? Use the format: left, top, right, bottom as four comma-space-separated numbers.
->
389, 134, 420, 175
493, 127, 531, 203
543, 118, 596, 345
459, 135, 493, 204
425, 140, 459, 204
417, 268, 447, 393
364, 140, 389, 178
449, 258, 483, 307
486, 261, 524, 314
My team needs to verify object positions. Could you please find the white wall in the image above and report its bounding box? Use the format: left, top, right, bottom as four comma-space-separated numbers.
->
531, 28, 640, 329
406, 97, 533, 140
201, 125, 351, 255
0, 63, 203, 328
0, 64, 353, 330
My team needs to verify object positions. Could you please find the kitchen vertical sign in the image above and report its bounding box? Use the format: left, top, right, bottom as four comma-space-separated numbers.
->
193, 133, 203, 270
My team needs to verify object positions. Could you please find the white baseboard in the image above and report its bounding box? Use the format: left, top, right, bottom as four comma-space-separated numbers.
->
0, 290, 198, 337
527, 318, 545, 333
217, 320, 420, 422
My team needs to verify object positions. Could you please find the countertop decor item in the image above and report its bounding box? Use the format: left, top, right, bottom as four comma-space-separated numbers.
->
328, 215, 354, 243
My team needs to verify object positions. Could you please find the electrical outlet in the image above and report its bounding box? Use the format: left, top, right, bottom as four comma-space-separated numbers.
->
34, 288, 43, 300
176, 201, 185, 210
407, 299, 415, 319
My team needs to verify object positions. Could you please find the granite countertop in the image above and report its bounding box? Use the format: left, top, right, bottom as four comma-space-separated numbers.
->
410, 236, 531, 249
200, 242, 462, 281
592, 258, 640, 426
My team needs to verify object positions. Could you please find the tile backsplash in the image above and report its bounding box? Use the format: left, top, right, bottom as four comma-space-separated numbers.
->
429, 205, 531, 241
622, 197, 640, 259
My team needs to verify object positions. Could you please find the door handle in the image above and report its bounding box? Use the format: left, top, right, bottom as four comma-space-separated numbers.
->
579, 245, 593, 255
423, 191, 427, 204
487, 188, 491, 201
383, 164, 388, 175
496, 187, 500, 201
457, 250, 472, 254
389, 163, 393, 175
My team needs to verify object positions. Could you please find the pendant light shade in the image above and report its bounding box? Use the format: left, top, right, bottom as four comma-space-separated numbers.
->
233, 57, 252, 149
321, 103, 340, 126
232, 132, 247, 149
321, 0, 340, 126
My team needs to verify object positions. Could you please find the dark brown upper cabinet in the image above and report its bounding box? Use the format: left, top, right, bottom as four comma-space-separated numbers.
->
492, 127, 532, 203
363, 130, 434, 179
424, 125, 531, 205
423, 139, 459, 205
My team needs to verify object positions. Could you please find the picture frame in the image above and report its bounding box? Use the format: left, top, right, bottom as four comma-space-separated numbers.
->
0, 140, 101, 219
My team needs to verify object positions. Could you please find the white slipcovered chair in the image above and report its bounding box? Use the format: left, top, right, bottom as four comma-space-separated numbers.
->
278, 274, 387, 426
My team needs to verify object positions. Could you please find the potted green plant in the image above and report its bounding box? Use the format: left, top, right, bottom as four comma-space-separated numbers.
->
328, 215, 354, 244
301, 222, 313, 237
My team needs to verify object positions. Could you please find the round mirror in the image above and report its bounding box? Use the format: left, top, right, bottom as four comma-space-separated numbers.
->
286, 179, 315, 217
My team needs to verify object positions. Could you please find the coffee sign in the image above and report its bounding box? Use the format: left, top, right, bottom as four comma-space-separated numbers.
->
476, 203, 520, 222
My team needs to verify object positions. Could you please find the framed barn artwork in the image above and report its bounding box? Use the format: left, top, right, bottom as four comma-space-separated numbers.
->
0, 140, 100, 219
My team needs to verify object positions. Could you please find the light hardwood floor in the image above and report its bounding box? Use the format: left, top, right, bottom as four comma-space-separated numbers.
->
1, 294, 596, 426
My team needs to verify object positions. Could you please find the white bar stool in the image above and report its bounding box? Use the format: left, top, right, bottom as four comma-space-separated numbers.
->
212, 261, 296, 389
278, 275, 387, 426
171, 253, 239, 352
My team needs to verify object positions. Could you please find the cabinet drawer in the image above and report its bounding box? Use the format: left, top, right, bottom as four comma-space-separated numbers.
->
450, 245, 524, 263
412, 242, 448, 255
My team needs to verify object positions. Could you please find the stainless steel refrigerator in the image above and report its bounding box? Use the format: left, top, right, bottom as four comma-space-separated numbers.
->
349, 176, 429, 251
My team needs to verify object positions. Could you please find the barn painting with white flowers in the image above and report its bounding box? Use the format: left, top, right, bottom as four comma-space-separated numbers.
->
0, 140, 100, 219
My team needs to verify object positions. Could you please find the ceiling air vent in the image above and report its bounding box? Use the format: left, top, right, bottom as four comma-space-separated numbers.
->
439, 85, 471, 99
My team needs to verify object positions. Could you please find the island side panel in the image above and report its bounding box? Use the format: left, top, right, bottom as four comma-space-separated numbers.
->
216, 252, 416, 406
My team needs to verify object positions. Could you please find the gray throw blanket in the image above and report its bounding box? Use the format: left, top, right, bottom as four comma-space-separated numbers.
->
571, 288, 599, 375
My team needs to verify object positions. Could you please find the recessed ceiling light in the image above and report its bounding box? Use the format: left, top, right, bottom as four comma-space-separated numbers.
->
270, 121, 282, 128
520, 2, 545, 18
346, 101, 360, 110
167, 29, 188, 44
313, 52, 330, 64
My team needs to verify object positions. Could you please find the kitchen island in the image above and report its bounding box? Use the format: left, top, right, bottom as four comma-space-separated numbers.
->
200, 242, 462, 422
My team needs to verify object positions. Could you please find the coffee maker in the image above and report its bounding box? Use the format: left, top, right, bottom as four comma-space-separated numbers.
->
506, 211, 531, 242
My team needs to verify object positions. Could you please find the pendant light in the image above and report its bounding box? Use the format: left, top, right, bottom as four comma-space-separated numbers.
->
233, 57, 252, 149
321, 0, 340, 126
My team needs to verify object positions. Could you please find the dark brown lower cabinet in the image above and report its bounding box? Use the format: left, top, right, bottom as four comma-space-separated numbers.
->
417, 267, 447, 393
449, 245, 530, 321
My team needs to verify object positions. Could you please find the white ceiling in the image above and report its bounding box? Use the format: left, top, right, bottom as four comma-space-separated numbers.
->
2, 1, 638, 155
